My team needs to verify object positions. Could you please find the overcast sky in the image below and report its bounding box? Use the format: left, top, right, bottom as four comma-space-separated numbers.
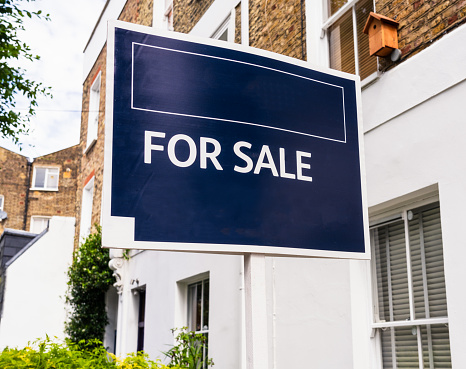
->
0, 0, 107, 158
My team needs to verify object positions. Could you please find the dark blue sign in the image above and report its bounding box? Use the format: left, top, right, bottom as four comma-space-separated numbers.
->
109, 26, 365, 254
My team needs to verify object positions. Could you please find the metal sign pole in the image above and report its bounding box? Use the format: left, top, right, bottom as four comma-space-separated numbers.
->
244, 253, 269, 369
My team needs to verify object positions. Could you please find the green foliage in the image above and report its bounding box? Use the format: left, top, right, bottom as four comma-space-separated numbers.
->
163, 328, 214, 369
65, 226, 114, 346
0, 337, 176, 368
0, 0, 51, 144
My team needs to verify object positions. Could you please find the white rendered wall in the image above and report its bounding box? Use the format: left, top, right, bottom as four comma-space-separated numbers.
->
115, 250, 244, 367
362, 25, 466, 368
113, 250, 358, 368
0, 217, 75, 349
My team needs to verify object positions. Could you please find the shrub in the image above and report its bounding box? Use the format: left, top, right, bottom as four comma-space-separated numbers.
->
163, 328, 214, 369
65, 226, 114, 346
0, 337, 177, 369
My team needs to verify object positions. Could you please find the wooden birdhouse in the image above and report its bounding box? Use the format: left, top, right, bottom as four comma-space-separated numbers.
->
363, 12, 399, 57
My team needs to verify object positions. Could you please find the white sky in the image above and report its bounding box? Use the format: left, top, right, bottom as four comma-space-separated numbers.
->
0, 0, 107, 158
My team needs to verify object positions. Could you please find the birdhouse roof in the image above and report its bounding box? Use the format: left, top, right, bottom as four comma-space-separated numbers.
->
363, 12, 399, 34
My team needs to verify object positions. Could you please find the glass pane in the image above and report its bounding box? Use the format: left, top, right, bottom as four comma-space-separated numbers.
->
203, 280, 209, 330
395, 326, 420, 368
34, 168, 46, 188
329, 9, 355, 75
380, 327, 394, 369
328, 0, 348, 16
356, 0, 377, 80
218, 29, 228, 41
420, 324, 452, 369
373, 220, 409, 322
46, 168, 59, 189
196, 282, 202, 331
187, 284, 198, 332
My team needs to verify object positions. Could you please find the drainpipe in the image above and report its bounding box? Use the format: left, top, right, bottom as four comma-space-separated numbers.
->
23, 157, 34, 231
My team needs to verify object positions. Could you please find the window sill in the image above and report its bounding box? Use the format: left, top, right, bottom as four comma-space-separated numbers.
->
30, 188, 59, 192
361, 71, 380, 90
84, 138, 97, 155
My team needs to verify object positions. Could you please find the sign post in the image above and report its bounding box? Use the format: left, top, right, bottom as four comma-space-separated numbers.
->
104, 20, 369, 368
244, 254, 269, 369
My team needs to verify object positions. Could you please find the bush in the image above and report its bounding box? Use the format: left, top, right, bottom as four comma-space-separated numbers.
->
0, 337, 177, 369
65, 226, 114, 346
164, 328, 214, 369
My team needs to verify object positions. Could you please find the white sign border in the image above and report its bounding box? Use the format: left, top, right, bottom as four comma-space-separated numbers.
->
103, 20, 370, 260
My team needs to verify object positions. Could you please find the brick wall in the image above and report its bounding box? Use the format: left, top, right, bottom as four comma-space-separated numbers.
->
173, 0, 215, 34
235, 3, 242, 43
0, 148, 29, 234
119, 0, 153, 26
26, 145, 80, 231
77, 46, 107, 246
0, 145, 79, 235
75, 0, 154, 247
249, 0, 306, 60
377, 0, 466, 66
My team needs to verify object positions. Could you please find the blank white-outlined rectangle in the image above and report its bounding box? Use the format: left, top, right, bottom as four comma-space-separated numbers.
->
131, 42, 348, 144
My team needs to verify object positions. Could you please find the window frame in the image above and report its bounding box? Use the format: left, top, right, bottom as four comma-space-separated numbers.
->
31, 166, 60, 191
136, 287, 146, 352
370, 201, 450, 368
187, 278, 210, 335
164, 0, 174, 31
85, 71, 101, 153
0, 195, 4, 211
79, 175, 95, 241
211, 12, 235, 42
322, 0, 379, 84
30, 215, 51, 233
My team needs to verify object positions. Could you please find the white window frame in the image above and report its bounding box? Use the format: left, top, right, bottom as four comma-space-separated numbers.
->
163, 0, 174, 31
370, 199, 450, 369
31, 166, 60, 191
187, 277, 210, 334
322, 0, 379, 84
0, 195, 4, 211
79, 176, 95, 241
211, 12, 235, 42
85, 72, 101, 153
30, 216, 51, 233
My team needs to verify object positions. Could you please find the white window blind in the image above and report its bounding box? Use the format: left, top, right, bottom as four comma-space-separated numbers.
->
372, 204, 451, 369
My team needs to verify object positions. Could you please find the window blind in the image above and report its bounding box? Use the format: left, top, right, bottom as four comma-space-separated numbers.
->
328, 0, 377, 80
372, 204, 451, 368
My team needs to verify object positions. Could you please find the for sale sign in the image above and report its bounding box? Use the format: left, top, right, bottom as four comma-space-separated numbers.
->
102, 21, 369, 259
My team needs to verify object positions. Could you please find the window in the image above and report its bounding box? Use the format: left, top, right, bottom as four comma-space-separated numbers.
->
30, 216, 51, 233
137, 289, 146, 352
211, 14, 234, 42
0, 195, 3, 211
371, 203, 451, 368
79, 176, 94, 240
325, 0, 377, 80
187, 278, 209, 365
164, 0, 173, 31
86, 72, 101, 151
32, 166, 59, 190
